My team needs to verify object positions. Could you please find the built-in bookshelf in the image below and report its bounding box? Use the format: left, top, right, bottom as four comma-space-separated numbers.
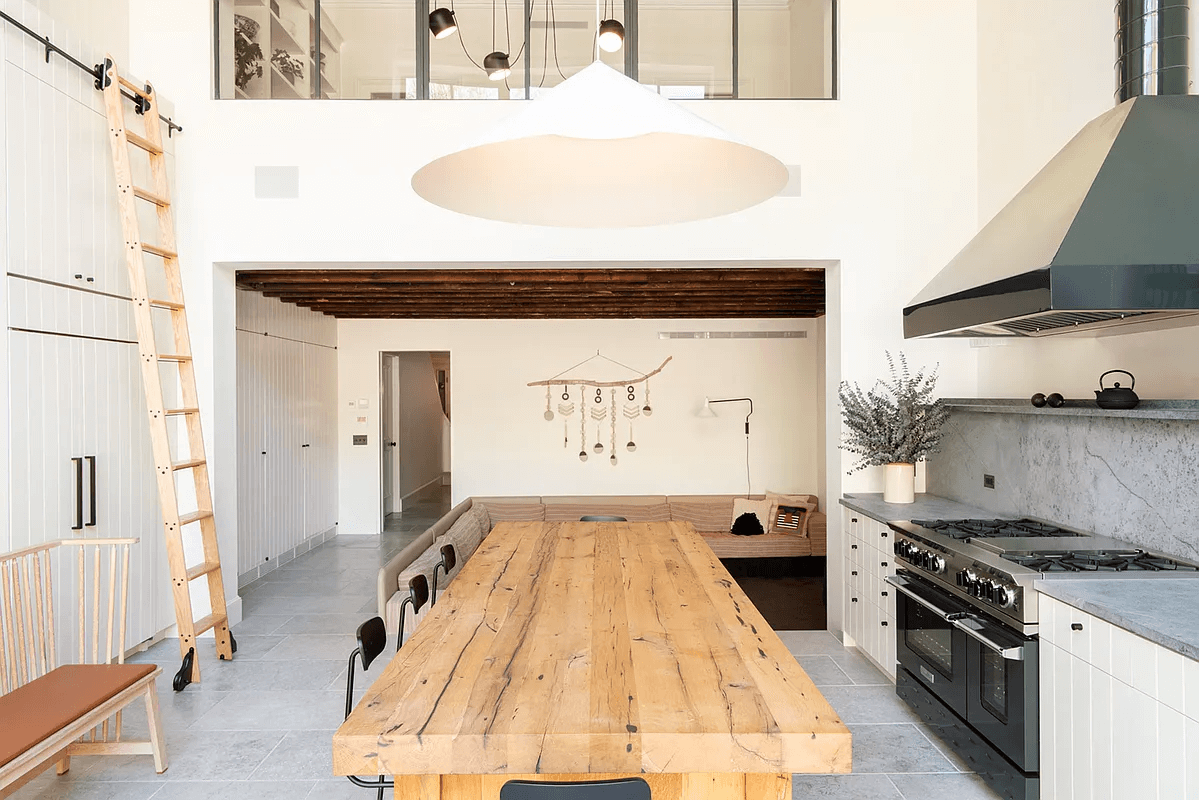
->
230, 0, 343, 99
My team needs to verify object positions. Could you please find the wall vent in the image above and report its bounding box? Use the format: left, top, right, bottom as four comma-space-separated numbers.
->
658, 330, 808, 339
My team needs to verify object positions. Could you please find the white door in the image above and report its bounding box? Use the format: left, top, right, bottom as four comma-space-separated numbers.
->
381, 356, 397, 515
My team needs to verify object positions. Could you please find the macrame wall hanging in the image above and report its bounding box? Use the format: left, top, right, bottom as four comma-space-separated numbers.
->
528, 352, 671, 466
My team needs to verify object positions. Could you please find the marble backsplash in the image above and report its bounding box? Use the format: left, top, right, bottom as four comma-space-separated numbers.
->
926, 410, 1199, 562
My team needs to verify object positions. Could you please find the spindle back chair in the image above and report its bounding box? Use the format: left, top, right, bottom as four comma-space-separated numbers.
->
0, 538, 166, 794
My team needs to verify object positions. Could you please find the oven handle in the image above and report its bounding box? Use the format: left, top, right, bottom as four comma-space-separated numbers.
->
953, 614, 1026, 661
884, 574, 961, 620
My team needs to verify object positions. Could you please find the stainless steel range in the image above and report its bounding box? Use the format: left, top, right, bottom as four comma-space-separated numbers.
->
884, 517, 1199, 800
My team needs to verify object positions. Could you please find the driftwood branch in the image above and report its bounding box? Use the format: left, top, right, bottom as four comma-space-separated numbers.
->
527, 357, 673, 388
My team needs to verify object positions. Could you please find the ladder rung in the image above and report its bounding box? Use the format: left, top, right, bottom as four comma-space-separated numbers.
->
133, 186, 170, 207
171, 458, 206, 471
158, 354, 192, 363
164, 407, 200, 416
141, 242, 178, 260
124, 131, 163, 155
178, 510, 214, 526
186, 561, 221, 581
118, 75, 152, 100
148, 298, 185, 310
191, 613, 227, 637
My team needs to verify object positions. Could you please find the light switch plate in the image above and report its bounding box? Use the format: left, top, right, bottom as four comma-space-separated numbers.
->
353, 435, 368, 446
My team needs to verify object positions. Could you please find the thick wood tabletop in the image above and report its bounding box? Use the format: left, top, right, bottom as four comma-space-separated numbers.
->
334, 521, 851, 777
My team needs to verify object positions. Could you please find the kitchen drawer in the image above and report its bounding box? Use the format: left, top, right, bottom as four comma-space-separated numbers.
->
848, 536, 865, 565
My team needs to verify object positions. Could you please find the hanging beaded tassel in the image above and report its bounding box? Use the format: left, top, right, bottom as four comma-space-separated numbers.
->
642, 379, 653, 416
544, 385, 554, 421
579, 409, 588, 462
609, 388, 618, 465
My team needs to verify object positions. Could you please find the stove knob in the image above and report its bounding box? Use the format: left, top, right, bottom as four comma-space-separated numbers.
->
930, 555, 946, 574
993, 584, 1016, 608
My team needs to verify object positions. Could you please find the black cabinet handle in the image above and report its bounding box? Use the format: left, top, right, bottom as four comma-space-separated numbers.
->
302, 443, 310, 448
851, 544, 858, 550
72, 458, 83, 530
881, 591, 888, 597
851, 518, 858, 523
851, 598, 858, 603
851, 570, 858, 576
881, 531, 888, 538
1071, 623, 1083, 631
85, 456, 97, 527
881, 621, 889, 627
881, 561, 889, 567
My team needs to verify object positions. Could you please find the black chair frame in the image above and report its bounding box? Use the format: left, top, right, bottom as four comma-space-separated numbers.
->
500, 777, 652, 800
396, 573, 430, 651
345, 616, 394, 799
432, 543, 457, 605
580, 515, 628, 522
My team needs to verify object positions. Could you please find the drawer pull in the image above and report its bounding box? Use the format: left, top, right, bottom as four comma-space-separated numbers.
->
881, 561, 889, 567
881, 621, 888, 627
851, 571, 858, 576
1071, 623, 1083, 631
881, 591, 888, 597
851, 598, 858, 603
851, 544, 858, 550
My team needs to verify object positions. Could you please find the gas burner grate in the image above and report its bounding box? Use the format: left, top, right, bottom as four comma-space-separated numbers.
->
911, 518, 1083, 540
1002, 550, 1199, 573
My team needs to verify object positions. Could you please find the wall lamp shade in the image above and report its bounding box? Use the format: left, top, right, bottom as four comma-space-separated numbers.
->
429, 8, 457, 39
410, 61, 788, 228
484, 52, 511, 81
598, 19, 625, 52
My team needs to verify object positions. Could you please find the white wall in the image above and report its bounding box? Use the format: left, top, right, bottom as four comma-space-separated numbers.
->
339, 318, 823, 535
111, 0, 986, 640
388, 351, 446, 501
973, 0, 1199, 402
33, 0, 130, 65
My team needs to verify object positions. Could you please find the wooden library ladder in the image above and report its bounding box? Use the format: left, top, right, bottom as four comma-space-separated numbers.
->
99, 57, 235, 690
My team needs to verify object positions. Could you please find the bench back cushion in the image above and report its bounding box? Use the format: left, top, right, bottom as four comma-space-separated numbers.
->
0, 663, 155, 768
667, 495, 753, 532
542, 495, 671, 523
475, 497, 546, 522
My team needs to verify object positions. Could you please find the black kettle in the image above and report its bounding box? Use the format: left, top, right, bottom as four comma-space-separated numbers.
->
1095, 370, 1139, 410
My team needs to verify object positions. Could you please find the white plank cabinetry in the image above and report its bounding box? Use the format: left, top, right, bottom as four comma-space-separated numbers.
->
235, 291, 338, 587
1040, 594, 1199, 798
841, 507, 897, 679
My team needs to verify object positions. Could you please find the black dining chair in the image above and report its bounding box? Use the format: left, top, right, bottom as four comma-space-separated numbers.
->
432, 543, 456, 605
396, 573, 430, 651
344, 616, 393, 799
500, 778, 651, 800
580, 515, 628, 522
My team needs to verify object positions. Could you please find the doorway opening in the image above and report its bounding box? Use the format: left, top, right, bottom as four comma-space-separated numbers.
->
380, 351, 451, 543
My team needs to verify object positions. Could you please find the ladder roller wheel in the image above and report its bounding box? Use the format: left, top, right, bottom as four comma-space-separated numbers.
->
173, 647, 195, 692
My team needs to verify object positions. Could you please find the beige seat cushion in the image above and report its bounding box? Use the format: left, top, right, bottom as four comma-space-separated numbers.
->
397, 546, 441, 591
475, 497, 545, 521
443, 510, 485, 562
0, 664, 157, 768
469, 501, 491, 534
542, 495, 671, 522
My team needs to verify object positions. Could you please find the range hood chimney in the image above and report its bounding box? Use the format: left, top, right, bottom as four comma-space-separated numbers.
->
904, 0, 1199, 339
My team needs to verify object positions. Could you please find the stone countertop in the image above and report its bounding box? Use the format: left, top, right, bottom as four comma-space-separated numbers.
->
840, 493, 998, 523
1035, 578, 1199, 662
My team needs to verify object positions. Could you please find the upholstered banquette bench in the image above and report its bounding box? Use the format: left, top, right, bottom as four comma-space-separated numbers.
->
378, 494, 826, 638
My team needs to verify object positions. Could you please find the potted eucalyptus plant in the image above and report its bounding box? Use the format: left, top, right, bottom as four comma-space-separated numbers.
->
838, 352, 949, 503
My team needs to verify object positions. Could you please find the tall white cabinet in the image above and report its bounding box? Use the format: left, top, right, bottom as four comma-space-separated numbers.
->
2, 8, 176, 657
236, 290, 338, 587
841, 507, 898, 680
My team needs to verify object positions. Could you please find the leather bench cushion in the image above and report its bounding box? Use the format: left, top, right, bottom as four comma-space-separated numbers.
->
397, 546, 442, 591
474, 497, 545, 522
541, 495, 671, 523
0, 663, 156, 768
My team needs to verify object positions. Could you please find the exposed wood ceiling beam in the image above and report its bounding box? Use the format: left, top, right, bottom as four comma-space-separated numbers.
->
235, 267, 826, 320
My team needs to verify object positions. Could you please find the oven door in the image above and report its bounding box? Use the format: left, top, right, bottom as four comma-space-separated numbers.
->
887, 571, 970, 715
959, 612, 1039, 772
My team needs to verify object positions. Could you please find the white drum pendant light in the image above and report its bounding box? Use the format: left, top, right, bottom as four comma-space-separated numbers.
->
411, 61, 788, 228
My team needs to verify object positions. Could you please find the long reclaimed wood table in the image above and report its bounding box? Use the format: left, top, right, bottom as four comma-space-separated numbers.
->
334, 520, 851, 800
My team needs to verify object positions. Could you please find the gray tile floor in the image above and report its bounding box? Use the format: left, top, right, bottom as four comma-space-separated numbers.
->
12, 486, 1000, 800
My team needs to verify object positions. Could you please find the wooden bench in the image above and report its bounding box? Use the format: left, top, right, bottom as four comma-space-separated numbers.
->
0, 539, 167, 798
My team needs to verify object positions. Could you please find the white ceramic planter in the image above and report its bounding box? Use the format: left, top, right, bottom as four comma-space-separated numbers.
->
883, 463, 915, 504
